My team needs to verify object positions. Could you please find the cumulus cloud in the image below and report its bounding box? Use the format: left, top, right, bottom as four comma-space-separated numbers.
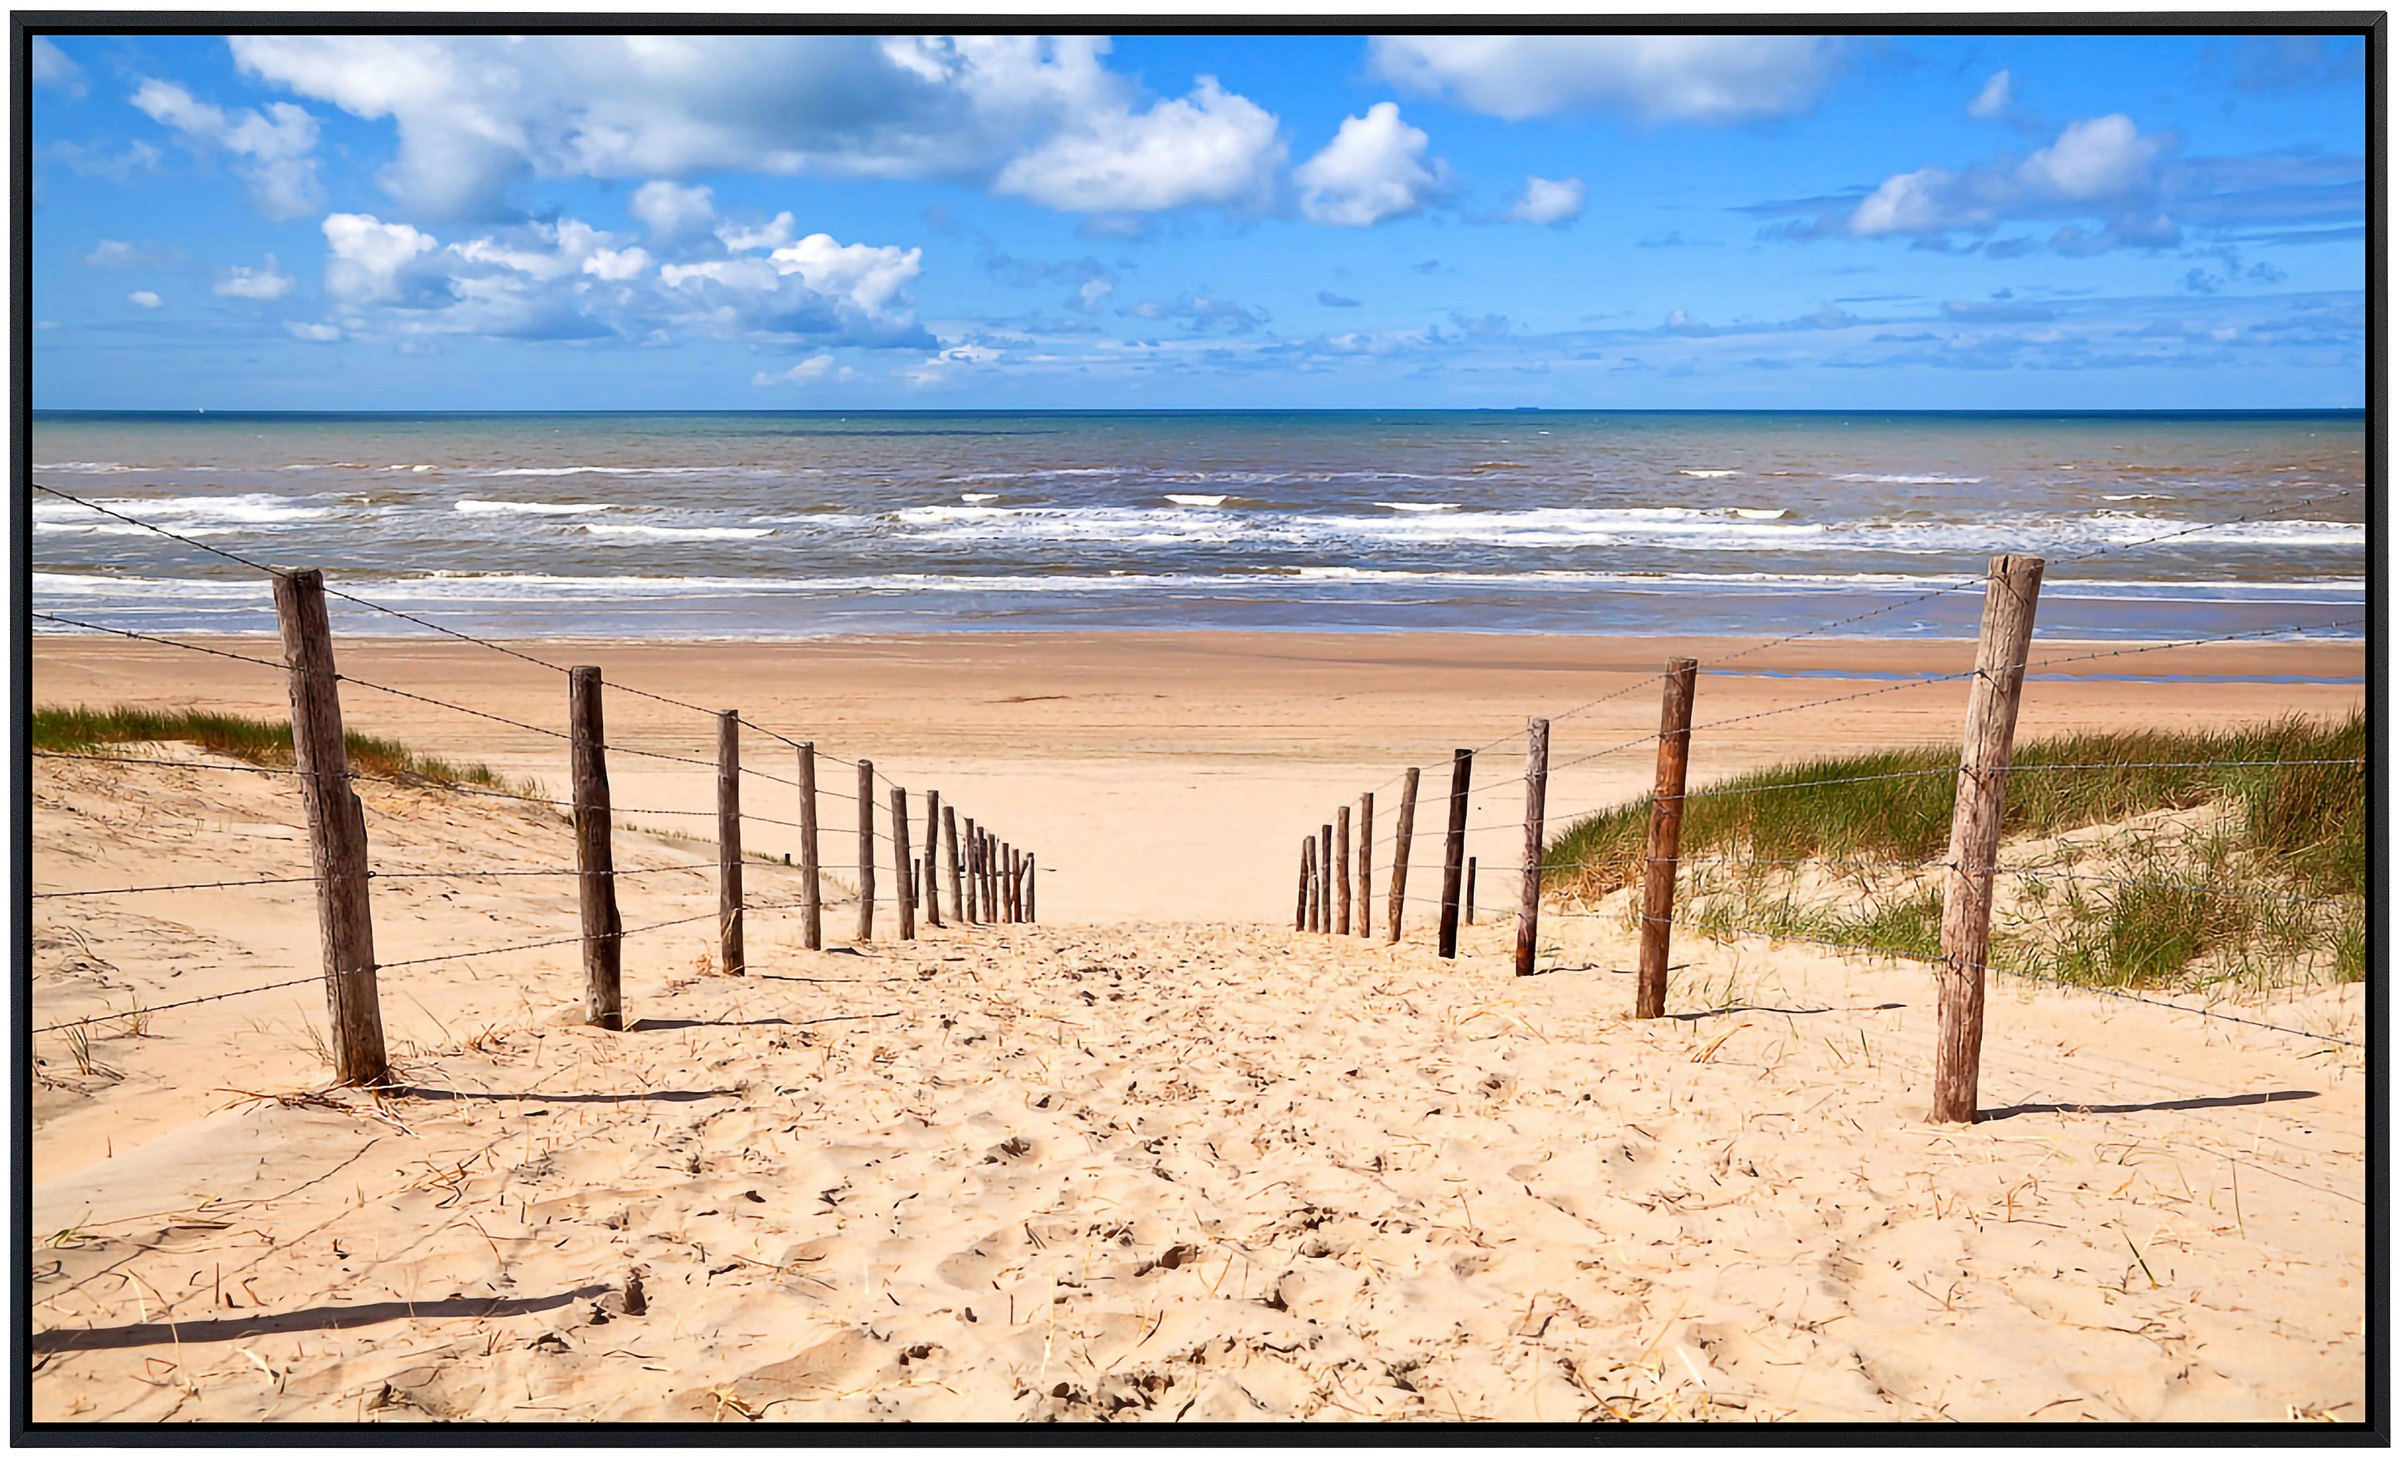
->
1968, 70, 2012, 119
1123, 291, 1265, 334
33, 38, 86, 96
1507, 175, 1586, 225
902, 340, 1003, 387
287, 320, 343, 341
717, 212, 797, 252
130, 78, 322, 219
994, 76, 1283, 212
309, 209, 931, 348
215, 255, 295, 299
1369, 35, 1842, 123
1294, 103, 1450, 227
1766, 113, 2186, 254
630, 180, 716, 242
128, 291, 162, 308
229, 34, 1284, 222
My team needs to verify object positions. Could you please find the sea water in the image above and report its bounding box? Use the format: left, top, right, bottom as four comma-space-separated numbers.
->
29, 410, 2367, 645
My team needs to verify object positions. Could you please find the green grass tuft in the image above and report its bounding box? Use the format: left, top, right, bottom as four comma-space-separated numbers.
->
33, 704, 520, 793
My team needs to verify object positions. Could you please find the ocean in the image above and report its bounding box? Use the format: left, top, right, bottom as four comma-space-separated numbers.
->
29, 410, 2368, 646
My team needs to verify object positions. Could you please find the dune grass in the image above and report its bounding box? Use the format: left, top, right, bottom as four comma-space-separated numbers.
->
1551, 711, 2365, 991
33, 704, 521, 793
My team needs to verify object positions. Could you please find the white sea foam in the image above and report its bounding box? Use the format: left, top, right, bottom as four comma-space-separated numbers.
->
455, 499, 613, 516
1165, 493, 1231, 508
1831, 472, 1986, 485
33, 492, 338, 528
1679, 469, 1740, 478
1376, 501, 1461, 513
583, 524, 774, 541
1730, 508, 1795, 520
959, 493, 1001, 504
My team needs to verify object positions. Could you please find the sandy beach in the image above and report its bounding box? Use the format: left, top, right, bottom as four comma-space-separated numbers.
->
28, 630, 2368, 1423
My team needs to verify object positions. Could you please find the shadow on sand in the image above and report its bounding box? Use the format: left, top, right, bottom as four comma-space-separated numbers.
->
1981, 1089, 2320, 1122
33, 1285, 613, 1351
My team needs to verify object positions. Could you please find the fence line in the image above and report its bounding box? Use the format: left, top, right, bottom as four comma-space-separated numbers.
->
34, 490, 1049, 1076
1284, 517, 2362, 1121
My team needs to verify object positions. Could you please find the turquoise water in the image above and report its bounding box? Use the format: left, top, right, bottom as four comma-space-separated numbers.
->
30, 410, 2366, 642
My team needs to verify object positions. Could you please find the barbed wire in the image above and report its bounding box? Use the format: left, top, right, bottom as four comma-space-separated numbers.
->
32, 975, 329, 1036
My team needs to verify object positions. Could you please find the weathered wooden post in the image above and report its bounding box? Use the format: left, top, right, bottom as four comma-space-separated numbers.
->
922, 790, 944, 929
1335, 805, 1353, 936
796, 743, 823, 952
1025, 855, 1037, 923
1636, 659, 1701, 1019
1297, 838, 1314, 929
1357, 792, 1374, 940
856, 759, 877, 942
1515, 717, 1550, 979
1003, 843, 1018, 923
891, 785, 916, 941
717, 711, 745, 976
1933, 555, 2045, 1124
1436, 750, 1472, 959
961, 816, 979, 923
1318, 823, 1334, 933
1464, 857, 1478, 925
568, 667, 623, 1028
1386, 767, 1419, 944
272, 569, 387, 1086
944, 805, 964, 925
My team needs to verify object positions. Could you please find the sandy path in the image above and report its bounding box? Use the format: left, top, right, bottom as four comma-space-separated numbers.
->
29, 756, 2366, 1424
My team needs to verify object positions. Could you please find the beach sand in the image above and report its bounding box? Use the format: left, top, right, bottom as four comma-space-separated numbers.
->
29, 632, 2367, 1422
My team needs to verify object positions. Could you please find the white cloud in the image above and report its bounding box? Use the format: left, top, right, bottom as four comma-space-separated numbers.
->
1294, 102, 1449, 228
215, 255, 295, 299
286, 320, 343, 341
583, 246, 653, 282
1508, 175, 1586, 226
316, 209, 930, 348
1074, 276, 1115, 312
33, 38, 86, 96
1968, 70, 2012, 119
1370, 35, 1841, 123
718, 212, 797, 252
323, 213, 437, 303
630, 180, 715, 242
902, 340, 1003, 386
2019, 114, 2164, 201
230, 35, 1285, 222
766, 234, 922, 314
128, 291, 162, 309
994, 76, 1283, 212
1842, 113, 2178, 250
83, 239, 174, 269
752, 354, 852, 387
130, 78, 321, 219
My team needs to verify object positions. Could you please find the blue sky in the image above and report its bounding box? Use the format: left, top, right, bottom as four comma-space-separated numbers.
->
29, 31, 2369, 410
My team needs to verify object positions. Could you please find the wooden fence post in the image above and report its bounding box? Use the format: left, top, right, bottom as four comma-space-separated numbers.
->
1003, 843, 1018, 923
922, 791, 944, 929
1297, 838, 1313, 929
1934, 554, 2046, 1124
717, 711, 745, 976
1335, 805, 1353, 936
963, 816, 980, 923
1515, 717, 1550, 979
271, 569, 387, 1086
944, 806, 964, 925
891, 785, 916, 941
1386, 767, 1419, 944
797, 743, 823, 952
1436, 749, 1472, 959
1318, 823, 1334, 933
1464, 857, 1478, 925
568, 667, 622, 1029
1357, 792, 1374, 939
1025, 855, 1037, 923
1636, 658, 1700, 1019
856, 759, 876, 942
